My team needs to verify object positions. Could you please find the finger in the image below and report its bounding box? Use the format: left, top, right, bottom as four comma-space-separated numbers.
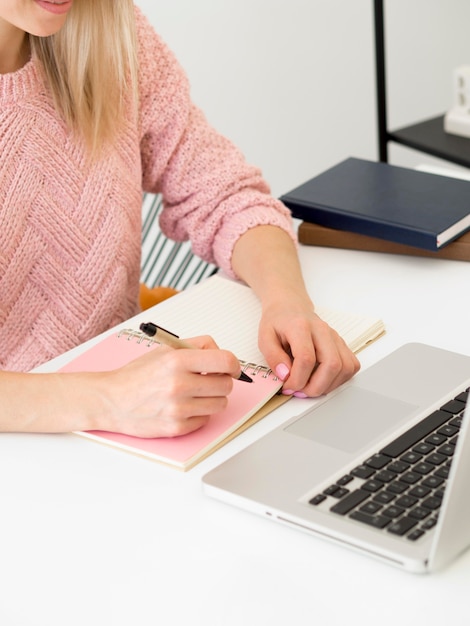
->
261, 318, 318, 390
258, 325, 295, 380
185, 370, 234, 399
156, 393, 231, 430
130, 414, 212, 439
276, 314, 360, 396
174, 348, 242, 380
299, 343, 360, 397
182, 335, 220, 350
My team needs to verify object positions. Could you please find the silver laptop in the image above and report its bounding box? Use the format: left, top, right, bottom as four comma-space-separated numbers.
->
202, 343, 470, 573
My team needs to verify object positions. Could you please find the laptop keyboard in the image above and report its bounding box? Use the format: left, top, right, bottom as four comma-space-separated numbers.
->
308, 389, 468, 541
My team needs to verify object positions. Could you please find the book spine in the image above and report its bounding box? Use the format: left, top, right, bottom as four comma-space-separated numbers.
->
297, 222, 470, 261
284, 201, 438, 250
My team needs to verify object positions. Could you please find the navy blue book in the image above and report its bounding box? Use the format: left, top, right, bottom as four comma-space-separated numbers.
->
281, 157, 470, 251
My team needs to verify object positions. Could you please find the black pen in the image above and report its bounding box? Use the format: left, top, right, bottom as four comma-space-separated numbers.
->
139, 322, 253, 383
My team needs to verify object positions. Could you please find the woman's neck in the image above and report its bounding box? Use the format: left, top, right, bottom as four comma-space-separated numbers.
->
0, 23, 30, 74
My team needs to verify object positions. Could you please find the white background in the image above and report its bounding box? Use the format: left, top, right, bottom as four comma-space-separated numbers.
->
135, 0, 470, 197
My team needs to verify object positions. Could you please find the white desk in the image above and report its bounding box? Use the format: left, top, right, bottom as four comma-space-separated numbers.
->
2, 245, 470, 626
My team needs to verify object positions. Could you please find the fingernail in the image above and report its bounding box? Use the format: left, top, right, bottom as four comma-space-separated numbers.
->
276, 363, 290, 381
293, 391, 308, 399
282, 389, 294, 396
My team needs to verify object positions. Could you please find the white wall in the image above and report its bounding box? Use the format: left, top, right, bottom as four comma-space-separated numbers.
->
135, 0, 470, 197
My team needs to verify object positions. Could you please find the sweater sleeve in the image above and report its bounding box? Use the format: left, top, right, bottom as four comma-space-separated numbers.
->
135, 8, 295, 278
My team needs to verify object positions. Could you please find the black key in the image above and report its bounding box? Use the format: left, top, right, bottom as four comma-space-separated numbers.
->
337, 474, 354, 486
421, 517, 438, 530
359, 501, 383, 515
382, 505, 405, 518
413, 462, 434, 475
434, 466, 450, 479
437, 425, 459, 437
395, 495, 418, 509
425, 433, 447, 446
422, 475, 444, 489
422, 496, 442, 511
408, 485, 431, 498
387, 516, 418, 536
449, 417, 463, 428
440, 399, 466, 414
349, 511, 390, 529
386, 481, 409, 494
373, 491, 396, 504
413, 442, 435, 455
387, 460, 410, 474
375, 470, 395, 483
365, 454, 390, 469
455, 391, 468, 404
408, 506, 431, 520
408, 529, 425, 541
331, 487, 350, 499
380, 410, 451, 458
399, 471, 421, 485
330, 489, 370, 515
323, 485, 340, 496
401, 451, 423, 464
437, 444, 454, 457
351, 465, 375, 479
309, 494, 326, 506
426, 453, 447, 466
362, 480, 383, 493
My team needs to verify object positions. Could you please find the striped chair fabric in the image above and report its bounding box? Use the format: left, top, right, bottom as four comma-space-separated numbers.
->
140, 193, 218, 290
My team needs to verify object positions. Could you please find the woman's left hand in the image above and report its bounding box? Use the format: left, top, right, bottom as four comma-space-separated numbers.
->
258, 292, 360, 398
231, 224, 361, 398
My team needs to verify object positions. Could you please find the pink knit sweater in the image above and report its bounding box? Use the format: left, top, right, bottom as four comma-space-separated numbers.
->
0, 7, 294, 372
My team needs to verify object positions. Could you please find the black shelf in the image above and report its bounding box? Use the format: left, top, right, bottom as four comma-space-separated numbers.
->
389, 115, 470, 169
374, 0, 470, 168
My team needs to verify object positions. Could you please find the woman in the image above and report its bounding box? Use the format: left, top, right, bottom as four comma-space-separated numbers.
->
0, 0, 359, 437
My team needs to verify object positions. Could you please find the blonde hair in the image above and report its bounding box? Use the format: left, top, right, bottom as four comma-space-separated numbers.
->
30, 0, 138, 155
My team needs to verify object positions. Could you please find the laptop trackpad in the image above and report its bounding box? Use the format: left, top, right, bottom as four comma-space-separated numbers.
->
285, 386, 418, 454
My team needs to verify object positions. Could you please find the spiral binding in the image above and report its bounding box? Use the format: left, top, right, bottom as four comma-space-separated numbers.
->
118, 328, 159, 346
118, 329, 277, 380
239, 361, 276, 380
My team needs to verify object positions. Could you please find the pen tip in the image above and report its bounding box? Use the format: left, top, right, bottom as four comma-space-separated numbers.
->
238, 370, 253, 383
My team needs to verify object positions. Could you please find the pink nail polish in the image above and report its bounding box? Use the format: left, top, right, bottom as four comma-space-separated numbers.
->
282, 389, 294, 396
293, 391, 308, 399
275, 363, 290, 381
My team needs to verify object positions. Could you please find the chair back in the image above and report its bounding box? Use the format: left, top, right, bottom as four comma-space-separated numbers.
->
141, 193, 218, 290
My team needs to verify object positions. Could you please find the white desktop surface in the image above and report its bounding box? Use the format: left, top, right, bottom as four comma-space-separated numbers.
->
2, 244, 470, 626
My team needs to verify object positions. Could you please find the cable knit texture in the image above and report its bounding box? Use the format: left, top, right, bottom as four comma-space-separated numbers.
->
0, 6, 294, 372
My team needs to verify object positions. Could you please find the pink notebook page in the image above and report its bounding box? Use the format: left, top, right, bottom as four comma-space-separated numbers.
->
59, 331, 282, 469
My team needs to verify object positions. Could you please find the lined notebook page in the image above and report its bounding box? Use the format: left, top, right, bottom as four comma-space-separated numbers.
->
317, 309, 385, 354
56, 274, 383, 471
141, 274, 385, 360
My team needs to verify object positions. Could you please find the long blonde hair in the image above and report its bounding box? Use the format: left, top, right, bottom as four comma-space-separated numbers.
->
30, 0, 138, 155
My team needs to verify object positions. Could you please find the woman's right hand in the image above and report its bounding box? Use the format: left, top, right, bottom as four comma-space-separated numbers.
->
92, 335, 242, 438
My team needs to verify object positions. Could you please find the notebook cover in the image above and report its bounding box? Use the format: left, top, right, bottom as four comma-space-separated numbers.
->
298, 221, 470, 261
59, 331, 282, 471
281, 157, 470, 251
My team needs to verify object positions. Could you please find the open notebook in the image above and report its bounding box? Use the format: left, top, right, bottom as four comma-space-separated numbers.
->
56, 275, 385, 470
60, 328, 284, 470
